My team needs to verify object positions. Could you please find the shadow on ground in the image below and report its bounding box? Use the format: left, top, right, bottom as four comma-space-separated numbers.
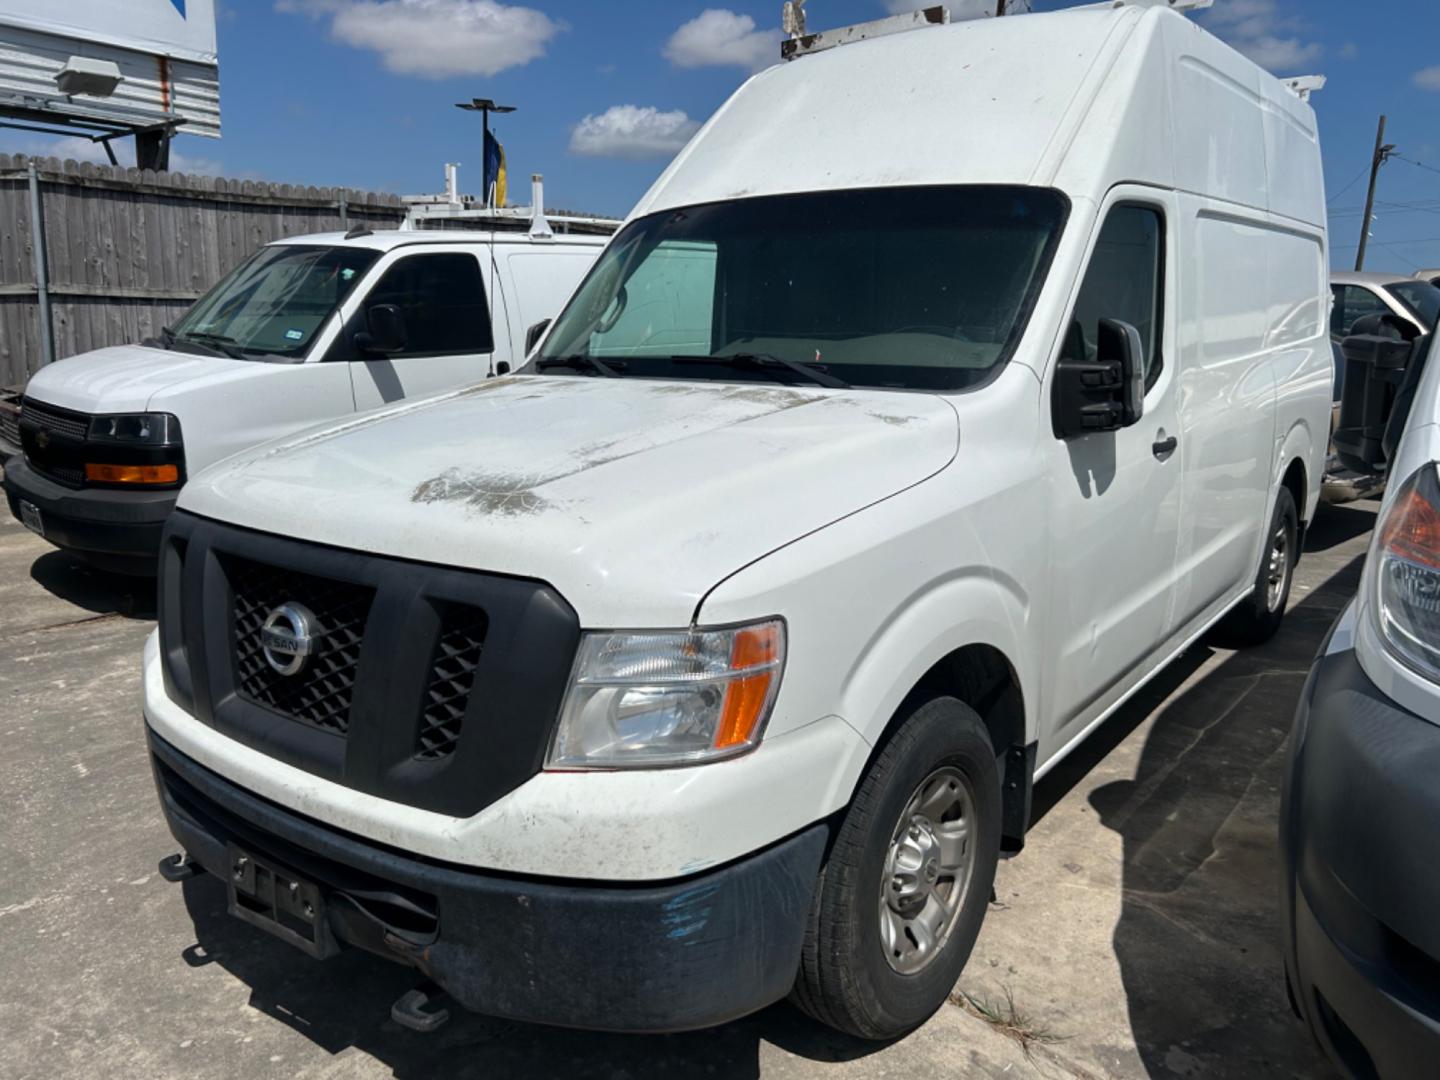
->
1072, 508, 1367, 1078
28, 550, 157, 620
179, 876, 885, 1080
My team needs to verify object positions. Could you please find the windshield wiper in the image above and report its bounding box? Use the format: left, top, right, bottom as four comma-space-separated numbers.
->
176, 330, 247, 360
535, 354, 625, 378
671, 352, 850, 389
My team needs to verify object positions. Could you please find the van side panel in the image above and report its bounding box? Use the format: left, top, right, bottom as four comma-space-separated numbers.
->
504, 248, 603, 351
1170, 203, 1280, 630
1261, 81, 1326, 226
1037, 14, 1174, 198
1163, 18, 1269, 217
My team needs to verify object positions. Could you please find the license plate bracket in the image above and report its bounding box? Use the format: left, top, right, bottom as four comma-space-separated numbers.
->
226, 844, 338, 959
18, 499, 44, 538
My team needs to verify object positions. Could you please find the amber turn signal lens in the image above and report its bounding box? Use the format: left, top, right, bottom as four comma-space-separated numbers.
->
1379, 480, 1440, 571
715, 623, 784, 749
85, 463, 179, 485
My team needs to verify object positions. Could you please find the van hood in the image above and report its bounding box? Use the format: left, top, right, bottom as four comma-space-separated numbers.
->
22, 344, 271, 414
180, 376, 960, 626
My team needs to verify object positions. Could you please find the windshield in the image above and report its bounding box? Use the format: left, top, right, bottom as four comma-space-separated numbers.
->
171, 244, 380, 358
538, 186, 1069, 391
1386, 280, 1440, 331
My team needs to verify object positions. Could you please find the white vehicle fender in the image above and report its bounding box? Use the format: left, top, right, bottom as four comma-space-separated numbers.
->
1273, 412, 1319, 523
836, 571, 1033, 752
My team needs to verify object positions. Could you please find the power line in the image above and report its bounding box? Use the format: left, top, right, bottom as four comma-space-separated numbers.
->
1393, 153, 1440, 178
1333, 236, 1440, 250
1327, 164, 1371, 204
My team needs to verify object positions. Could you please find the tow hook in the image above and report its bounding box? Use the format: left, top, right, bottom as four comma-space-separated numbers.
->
391, 981, 452, 1033
158, 852, 205, 883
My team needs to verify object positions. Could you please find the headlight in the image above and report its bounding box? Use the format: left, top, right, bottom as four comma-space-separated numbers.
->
88, 412, 181, 445
547, 618, 786, 769
1372, 464, 1440, 681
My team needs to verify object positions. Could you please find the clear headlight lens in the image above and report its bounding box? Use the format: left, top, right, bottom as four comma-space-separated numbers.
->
1373, 464, 1440, 681
87, 412, 180, 445
547, 619, 786, 769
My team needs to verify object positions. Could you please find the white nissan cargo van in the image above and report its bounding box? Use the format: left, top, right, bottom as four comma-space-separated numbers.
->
3, 226, 606, 573
143, 2, 1332, 1040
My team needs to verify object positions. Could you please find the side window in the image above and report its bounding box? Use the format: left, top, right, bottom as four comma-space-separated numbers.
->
363, 253, 493, 356
1063, 205, 1164, 387
1331, 285, 1387, 339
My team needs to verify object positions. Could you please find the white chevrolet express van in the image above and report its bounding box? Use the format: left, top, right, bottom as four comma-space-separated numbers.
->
143, 3, 1332, 1039
3, 227, 605, 573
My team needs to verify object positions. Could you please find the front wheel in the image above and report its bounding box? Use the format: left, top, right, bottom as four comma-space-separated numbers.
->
791, 696, 1001, 1040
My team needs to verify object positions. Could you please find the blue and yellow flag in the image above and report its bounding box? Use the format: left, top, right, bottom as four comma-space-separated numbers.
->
484, 128, 507, 208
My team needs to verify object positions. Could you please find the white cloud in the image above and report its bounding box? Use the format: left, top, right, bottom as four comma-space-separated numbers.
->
1202, 0, 1322, 73
1415, 66, 1440, 92
276, 0, 561, 78
569, 105, 701, 160
664, 9, 777, 73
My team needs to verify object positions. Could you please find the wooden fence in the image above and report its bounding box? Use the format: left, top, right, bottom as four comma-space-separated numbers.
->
0, 154, 407, 387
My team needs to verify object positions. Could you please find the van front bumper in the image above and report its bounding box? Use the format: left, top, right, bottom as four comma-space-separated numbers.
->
3, 457, 174, 574
149, 727, 828, 1033
1281, 610, 1440, 1079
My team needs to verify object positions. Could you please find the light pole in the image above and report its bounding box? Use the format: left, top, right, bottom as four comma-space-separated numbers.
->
454, 98, 516, 209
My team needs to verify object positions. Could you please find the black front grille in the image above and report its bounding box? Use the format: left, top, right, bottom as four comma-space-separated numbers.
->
21, 398, 89, 441
416, 609, 489, 760
20, 397, 91, 488
36, 462, 85, 486
159, 512, 581, 818
230, 558, 375, 736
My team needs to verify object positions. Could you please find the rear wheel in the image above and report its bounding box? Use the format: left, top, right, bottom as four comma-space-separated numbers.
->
1214, 486, 1299, 648
792, 696, 1000, 1040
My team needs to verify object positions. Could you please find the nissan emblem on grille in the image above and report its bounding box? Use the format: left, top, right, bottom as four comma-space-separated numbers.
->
260, 603, 317, 676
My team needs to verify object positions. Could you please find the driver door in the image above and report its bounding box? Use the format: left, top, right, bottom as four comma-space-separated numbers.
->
346, 248, 497, 409
1040, 191, 1182, 759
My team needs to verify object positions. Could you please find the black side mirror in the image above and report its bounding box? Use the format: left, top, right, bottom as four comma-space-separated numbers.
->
356, 303, 407, 354
525, 318, 552, 356
1052, 318, 1145, 439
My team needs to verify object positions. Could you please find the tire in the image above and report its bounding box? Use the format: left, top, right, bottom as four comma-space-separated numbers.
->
791, 696, 1001, 1040
1214, 486, 1299, 648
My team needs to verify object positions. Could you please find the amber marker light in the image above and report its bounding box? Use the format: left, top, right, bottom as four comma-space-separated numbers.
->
85, 463, 180, 485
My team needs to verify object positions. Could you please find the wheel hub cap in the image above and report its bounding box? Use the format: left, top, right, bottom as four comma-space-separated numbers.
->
879, 766, 977, 975
1266, 521, 1290, 611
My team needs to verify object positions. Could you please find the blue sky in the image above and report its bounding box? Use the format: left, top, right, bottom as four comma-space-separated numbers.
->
5, 0, 1440, 271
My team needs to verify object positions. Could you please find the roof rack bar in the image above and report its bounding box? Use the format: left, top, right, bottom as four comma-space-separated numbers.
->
1106, 0, 1214, 10
781, 5, 949, 62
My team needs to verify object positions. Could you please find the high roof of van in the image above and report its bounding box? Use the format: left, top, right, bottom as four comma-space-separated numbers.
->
267, 229, 608, 251
634, 2, 1324, 229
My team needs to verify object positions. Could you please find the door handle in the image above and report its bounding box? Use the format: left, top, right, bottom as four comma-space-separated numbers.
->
1152, 435, 1178, 459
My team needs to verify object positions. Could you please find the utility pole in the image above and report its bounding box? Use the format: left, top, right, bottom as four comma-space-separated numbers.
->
1355, 115, 1395, 272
